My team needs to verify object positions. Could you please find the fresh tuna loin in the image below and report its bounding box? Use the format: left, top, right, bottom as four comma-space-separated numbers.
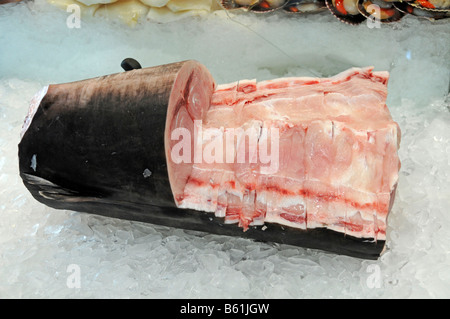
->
19, 60, 401, 259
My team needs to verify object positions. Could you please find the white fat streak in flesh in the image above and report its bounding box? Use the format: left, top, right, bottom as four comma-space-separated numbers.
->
182, 170, 390, 232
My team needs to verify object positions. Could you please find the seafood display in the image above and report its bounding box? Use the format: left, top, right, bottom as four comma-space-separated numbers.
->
44, 0, 219, 26
0, 0, 450, 26
219, 0, 449, 23
1, 0, 448, 23
19, 60, 401, 259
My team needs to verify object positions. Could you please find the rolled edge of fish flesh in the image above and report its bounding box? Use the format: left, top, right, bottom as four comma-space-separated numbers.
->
18, 61, 400, 259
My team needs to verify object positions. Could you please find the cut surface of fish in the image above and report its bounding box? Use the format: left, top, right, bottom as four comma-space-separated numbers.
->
178, 67, 400, 245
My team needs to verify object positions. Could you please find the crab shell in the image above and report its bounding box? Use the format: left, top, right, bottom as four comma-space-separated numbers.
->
283, 0, 327, 13
394, 0, 449, 18
357, 0, 405, 22
325, 0, 367, 24
409, 0, 450, 11
219, 0, 288, 12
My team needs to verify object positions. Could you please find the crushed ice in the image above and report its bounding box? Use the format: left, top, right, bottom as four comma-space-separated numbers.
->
0, 1, 449, 298
30, 154, 37, 172
143, 168, 152, 178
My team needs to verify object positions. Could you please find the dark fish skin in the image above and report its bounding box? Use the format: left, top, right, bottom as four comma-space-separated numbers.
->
19, 61, 190, 209
18, 60, 385, 260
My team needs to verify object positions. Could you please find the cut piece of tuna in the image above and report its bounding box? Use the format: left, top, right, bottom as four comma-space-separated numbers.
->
19, 61, 400, 259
